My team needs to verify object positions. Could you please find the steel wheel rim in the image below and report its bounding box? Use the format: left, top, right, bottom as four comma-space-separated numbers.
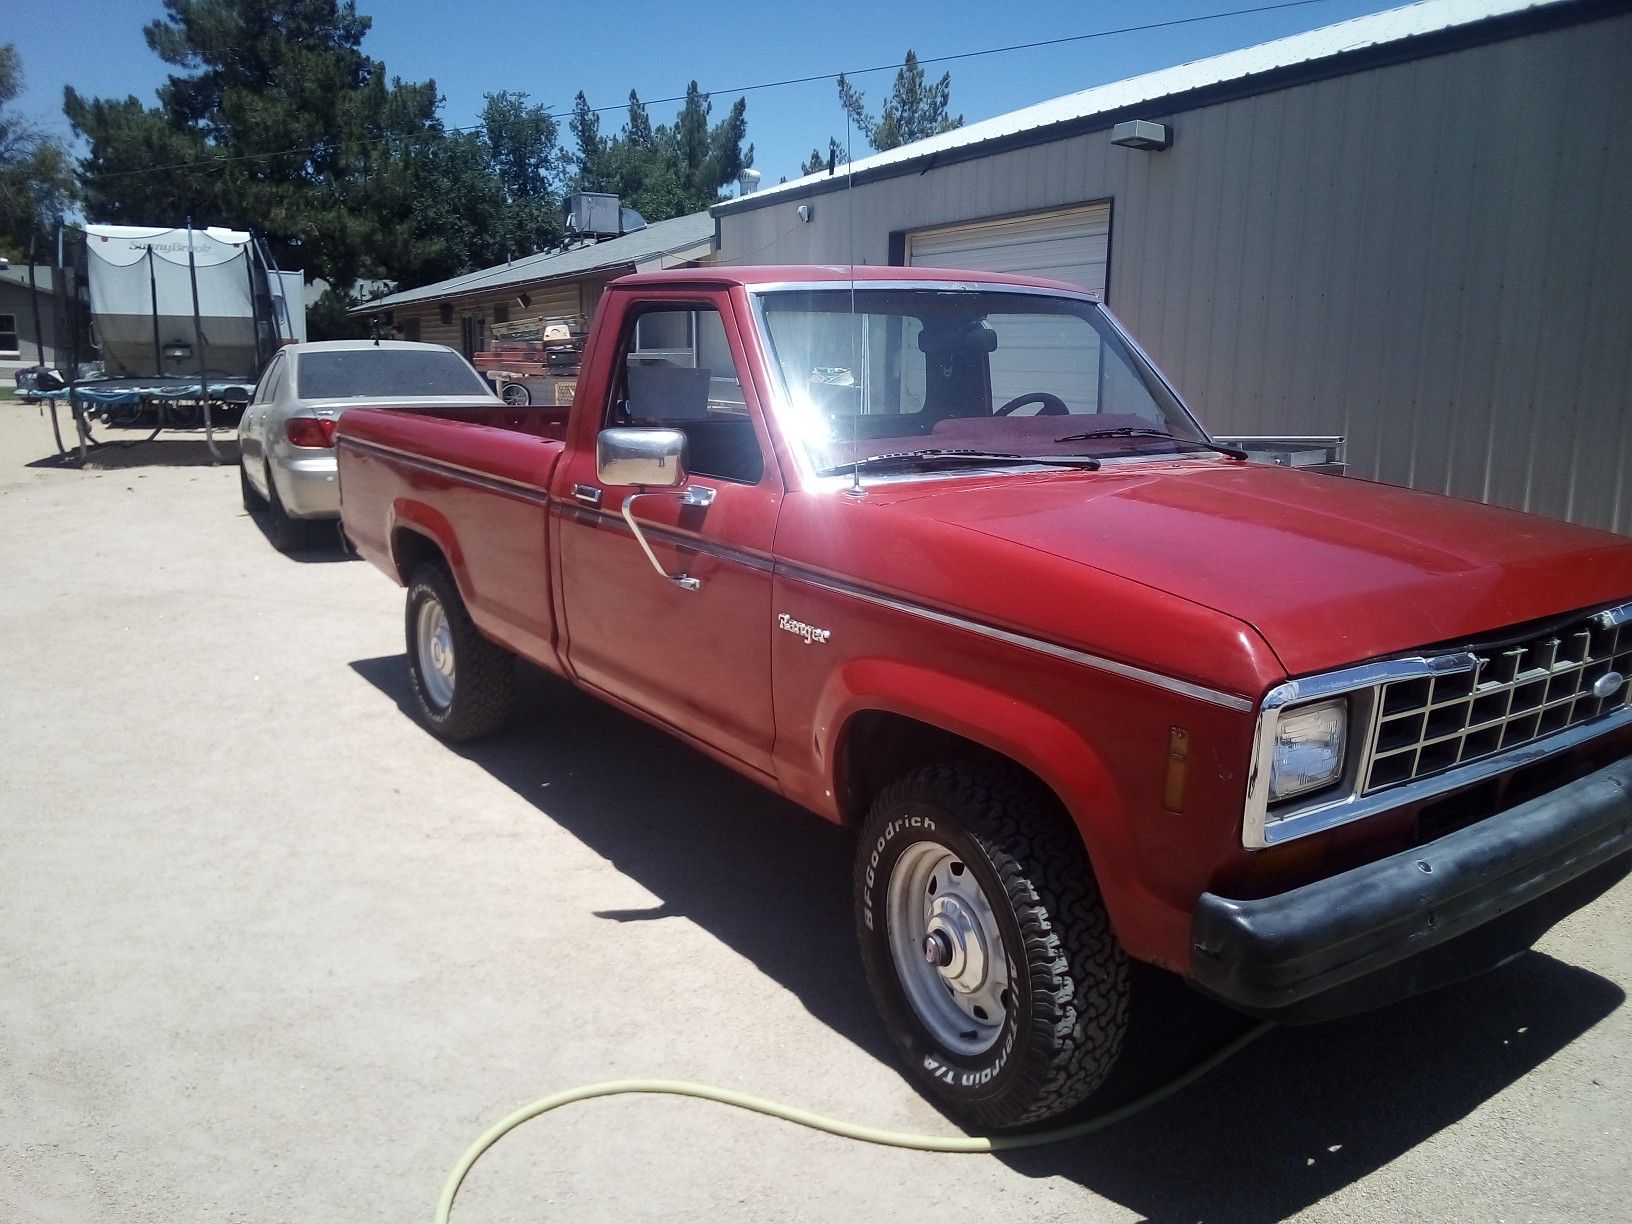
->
885, 841, 1012, 1056
502, 384, 529, 406
416, 597, 456, 711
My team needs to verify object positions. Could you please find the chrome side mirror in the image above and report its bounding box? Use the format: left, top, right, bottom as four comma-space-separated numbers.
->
595, 426, 715, 593
597, 427, 688, 488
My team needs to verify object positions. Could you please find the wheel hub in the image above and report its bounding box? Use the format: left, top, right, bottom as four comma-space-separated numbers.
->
415, 597, 456, 711
886, 841, 1012, 1056
923, 895, 990, 995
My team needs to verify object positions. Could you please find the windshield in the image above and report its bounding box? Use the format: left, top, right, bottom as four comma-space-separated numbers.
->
295, 348, 491, 400
756, 289, 1207, 474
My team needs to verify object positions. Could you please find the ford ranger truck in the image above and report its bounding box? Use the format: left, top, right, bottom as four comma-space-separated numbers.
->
336, 266, 1632, 1130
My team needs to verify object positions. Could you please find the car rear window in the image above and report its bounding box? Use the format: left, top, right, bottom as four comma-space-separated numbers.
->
295, 349, 491, 399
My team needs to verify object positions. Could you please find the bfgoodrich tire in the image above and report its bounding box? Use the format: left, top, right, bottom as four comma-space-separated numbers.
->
855, 762, 1129, 1130
404, 562, 516, 742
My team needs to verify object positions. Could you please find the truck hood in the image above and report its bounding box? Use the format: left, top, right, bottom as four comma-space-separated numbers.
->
868, 461, 1632, 676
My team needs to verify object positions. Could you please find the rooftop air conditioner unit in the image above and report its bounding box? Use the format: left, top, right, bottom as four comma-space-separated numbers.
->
564, 192, 624, 240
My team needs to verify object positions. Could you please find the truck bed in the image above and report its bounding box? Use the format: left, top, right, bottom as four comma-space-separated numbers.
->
336, 404, 567, 666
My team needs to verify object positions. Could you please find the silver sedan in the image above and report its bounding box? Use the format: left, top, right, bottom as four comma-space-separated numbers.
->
237, 340, 500, 550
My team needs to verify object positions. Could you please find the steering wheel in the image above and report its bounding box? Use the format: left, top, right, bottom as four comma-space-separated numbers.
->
995, 392, 1069, 417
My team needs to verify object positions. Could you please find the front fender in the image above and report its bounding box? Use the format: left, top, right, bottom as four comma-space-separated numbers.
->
815, 657, 1168, 954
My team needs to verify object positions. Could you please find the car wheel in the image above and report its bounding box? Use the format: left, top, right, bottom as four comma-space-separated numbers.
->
262, 464, 307, 553
404, 562, 516, 741
501, 382, 531, 406
240, 460, 267, 511
855, 761, 1129, 1130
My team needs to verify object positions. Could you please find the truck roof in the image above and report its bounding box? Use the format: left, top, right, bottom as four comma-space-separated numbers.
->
607, 264, 1100, 297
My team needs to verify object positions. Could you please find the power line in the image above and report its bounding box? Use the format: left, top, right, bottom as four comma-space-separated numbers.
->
85, 0, 1340, 183
574, 0, 1339, 116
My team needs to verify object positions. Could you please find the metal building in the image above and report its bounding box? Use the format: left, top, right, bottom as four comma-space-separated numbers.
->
713, 0, 1632, 534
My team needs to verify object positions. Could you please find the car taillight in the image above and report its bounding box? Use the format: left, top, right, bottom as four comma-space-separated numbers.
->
286, 417, 337, 448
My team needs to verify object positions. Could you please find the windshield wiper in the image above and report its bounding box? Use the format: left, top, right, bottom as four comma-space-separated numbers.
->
817, 449, 1101, 477
1052, 426, 1248, 460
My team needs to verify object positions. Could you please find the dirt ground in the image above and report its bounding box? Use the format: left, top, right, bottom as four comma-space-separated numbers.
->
2, 405, 1628, 1223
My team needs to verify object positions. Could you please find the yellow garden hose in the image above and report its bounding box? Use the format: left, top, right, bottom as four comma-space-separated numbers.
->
436, 1021, 1273, 1222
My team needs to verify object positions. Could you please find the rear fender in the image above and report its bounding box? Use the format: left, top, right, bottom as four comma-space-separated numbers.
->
390, 500, 470, 597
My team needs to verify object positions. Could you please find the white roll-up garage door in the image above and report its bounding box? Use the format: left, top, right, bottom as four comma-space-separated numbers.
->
905, 203, 1110, 294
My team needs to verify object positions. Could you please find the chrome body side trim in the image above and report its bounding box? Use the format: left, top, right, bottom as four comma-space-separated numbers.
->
773, 560, 1256, 712
549, 497, 1253, 710
337, 434, 553, 507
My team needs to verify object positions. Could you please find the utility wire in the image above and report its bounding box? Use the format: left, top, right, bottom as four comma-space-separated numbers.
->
85, 0, 1340, 183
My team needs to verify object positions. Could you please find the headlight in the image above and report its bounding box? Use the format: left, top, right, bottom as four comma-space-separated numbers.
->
1268, 698, 1348, 802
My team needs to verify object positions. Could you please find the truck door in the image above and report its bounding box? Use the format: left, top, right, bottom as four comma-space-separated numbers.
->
554, 294, 780, 773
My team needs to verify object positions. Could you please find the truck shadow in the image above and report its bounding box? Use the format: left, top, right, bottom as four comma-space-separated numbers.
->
1000, 950, 1621, 1221
350, 654, 1623, 1221
348, 654, 890, 1062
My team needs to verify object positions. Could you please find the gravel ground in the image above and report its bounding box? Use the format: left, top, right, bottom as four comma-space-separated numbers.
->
1, 406, 1627, 1223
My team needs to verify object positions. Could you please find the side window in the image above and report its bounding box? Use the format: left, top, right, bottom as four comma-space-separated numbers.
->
254, 354, 284, 404
609, 305, 762, 484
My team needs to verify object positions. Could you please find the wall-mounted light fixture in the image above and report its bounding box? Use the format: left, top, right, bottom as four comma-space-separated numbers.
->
1110, 119, 1171, 151
518, 292, 532, 308
796, 203, 813, 224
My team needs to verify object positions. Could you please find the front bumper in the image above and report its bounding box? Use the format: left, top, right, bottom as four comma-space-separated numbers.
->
273, 453, 340, 519
1189, 755, 1632, 1022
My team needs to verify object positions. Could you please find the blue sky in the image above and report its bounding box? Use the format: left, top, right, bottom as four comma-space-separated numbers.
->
13, 0, 1405, 186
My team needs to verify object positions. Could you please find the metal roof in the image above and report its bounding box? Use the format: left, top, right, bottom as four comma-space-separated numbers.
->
609, 264, 1098, 294
354, 210, 715, 312
714, 0, 1582, 215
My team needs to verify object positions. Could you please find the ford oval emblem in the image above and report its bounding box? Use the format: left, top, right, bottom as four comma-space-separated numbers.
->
1593, 671, 1626, 700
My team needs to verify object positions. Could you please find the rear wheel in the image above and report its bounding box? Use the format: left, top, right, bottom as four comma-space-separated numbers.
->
240, 461, 267, 511
855, 761, 1129, 1130
404, 562, 516, 741
262, 464, 307, 553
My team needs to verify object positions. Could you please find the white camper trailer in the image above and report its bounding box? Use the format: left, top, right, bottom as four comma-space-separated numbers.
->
34, 223, 307, 464
80, 223, 303, 380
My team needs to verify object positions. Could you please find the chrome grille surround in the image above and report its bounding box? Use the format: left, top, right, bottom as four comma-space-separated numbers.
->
1366, 607, 1632, 793
1242, 600, 1632, 849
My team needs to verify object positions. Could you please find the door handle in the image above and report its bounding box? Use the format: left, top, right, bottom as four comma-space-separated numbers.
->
622, 485, 716, 592
572, 483, 602, 507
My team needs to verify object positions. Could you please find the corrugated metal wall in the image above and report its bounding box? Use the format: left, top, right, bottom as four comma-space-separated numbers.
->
718, 12, 1632, 534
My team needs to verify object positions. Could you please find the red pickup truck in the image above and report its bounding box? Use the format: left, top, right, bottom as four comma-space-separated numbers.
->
338, 265, 1632, 1129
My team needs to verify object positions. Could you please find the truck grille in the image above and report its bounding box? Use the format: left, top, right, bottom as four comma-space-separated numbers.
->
1365, 610, 1632, 793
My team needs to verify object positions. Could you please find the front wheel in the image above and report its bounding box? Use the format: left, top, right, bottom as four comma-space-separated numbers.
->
855, 762, 1129, 1130
404, 563, 516, 741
